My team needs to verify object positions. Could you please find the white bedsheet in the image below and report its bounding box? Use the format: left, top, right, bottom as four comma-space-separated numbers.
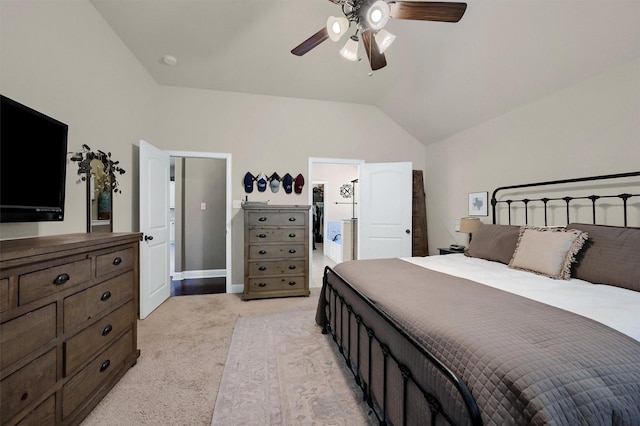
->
401, 254, 640, 342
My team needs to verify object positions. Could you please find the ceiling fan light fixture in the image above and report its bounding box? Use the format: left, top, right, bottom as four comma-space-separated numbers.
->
374, 28, 396, 53
340, 36, 359, 61
366, 0, 390, 31
327, 16, 349, 42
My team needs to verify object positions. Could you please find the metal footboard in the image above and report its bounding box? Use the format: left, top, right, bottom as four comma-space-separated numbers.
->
320, 266, 482, 426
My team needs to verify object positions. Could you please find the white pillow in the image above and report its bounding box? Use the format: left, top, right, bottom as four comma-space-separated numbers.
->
508, 226, 588, 280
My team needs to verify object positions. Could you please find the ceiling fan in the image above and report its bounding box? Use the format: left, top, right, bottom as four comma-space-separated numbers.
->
291, 1, 467, 71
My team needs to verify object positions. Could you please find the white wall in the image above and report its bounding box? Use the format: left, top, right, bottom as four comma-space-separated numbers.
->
424, 58, 640, 252
0, 0, 158, 239
153, 87, 426, 285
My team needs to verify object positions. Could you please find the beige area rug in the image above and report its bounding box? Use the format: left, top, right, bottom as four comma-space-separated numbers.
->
211, 310, 376, 426
82, 290, 327, 425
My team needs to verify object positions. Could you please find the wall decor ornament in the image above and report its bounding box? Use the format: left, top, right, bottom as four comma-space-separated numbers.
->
340, 183, 353, 198
468, 191, 488, 216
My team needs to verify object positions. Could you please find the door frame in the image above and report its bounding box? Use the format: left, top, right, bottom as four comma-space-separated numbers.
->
167, 150, 232, 294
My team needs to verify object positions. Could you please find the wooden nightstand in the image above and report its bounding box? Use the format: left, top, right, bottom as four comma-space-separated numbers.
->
438, 247, 465, 255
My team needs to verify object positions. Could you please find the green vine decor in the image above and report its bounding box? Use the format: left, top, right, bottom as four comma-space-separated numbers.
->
70, 144, 126, 194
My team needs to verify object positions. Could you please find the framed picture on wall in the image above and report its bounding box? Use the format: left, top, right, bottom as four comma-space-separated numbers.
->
468, 191, 488, 216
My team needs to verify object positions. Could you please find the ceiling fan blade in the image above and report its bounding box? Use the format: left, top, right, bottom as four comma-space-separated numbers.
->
291, 27, 330, 56
362, 29, 387, 71
390, 2, 467, 22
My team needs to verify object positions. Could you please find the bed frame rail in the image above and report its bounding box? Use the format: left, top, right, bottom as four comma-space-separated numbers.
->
321, 266, 482, 426
491, 171, 640, 226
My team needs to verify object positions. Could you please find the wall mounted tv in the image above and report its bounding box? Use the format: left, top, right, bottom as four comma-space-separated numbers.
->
1, 95, 69, 222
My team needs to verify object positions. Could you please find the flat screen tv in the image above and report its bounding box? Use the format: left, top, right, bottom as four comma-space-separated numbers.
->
1, 95, 69, 222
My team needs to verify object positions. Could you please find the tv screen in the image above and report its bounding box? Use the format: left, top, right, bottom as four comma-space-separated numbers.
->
1, 95, 69, 222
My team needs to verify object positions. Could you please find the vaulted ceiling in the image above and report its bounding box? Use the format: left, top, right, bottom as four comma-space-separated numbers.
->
90, 0, 640, 145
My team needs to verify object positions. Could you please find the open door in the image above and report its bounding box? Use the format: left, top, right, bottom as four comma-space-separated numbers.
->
139, 139, 171, 319
358, 162, 412, 259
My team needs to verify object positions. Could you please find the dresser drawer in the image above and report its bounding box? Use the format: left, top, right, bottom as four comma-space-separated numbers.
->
1, 349, 56, 422
1, 303, 56, 371
248, 244, 305, 260
63, 271, 133, 332
247, 211, 306, 227
16, 393, 56, 426
248, 260, 305, 277
0, 278, 9, 313
64, 300, 135, 376
62, 329, 134, 418
19, 259, 92, 306
248, 228, 305, 243
248, 276, 306, 292
96, 248, 134, 277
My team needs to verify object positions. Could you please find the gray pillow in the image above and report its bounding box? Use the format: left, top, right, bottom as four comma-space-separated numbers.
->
465, 224, 520, 264
566, 223, 640, 291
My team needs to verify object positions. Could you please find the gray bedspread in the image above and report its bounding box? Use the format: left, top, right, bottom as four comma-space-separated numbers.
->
317, 258, 640, 425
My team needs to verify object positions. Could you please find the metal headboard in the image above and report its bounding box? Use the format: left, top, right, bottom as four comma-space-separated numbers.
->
491, 171, 640, 227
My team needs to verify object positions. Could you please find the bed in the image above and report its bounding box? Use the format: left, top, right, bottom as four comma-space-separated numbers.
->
316, 172, 640, 425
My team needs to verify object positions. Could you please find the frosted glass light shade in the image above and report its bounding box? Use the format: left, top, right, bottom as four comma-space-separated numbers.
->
327, 16, 349, 42
367, 0, 390, 30
340, 37, 359, 61
374, 29, 396, 53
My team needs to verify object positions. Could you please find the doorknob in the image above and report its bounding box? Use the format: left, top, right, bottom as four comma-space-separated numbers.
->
405, 229, 411, 234
144, 235, 154, 241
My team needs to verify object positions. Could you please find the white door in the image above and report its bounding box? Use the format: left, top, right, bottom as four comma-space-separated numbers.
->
139, 139, 171, 319
358, 162, 412, 259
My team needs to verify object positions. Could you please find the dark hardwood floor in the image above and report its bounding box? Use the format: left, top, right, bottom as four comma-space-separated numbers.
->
171, 277, 226, 296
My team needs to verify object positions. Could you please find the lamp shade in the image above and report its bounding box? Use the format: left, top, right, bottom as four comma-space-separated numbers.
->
374, 29, 396, 53
327, 16, 349, 42
340, 37, 359, 61
459, 217, 482, 233
366, 0, 391, 30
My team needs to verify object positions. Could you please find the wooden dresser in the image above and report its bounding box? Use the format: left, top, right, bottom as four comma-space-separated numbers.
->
0, 232, 141, 426
242, 205, 310, 300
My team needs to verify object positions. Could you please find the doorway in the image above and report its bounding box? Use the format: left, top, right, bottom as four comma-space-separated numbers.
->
167, 151, 232, 296
308, 157, 362, 288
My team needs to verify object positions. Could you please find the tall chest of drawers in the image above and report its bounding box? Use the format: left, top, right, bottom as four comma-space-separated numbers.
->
242, 205, 311, 300
0, 233, 141, 426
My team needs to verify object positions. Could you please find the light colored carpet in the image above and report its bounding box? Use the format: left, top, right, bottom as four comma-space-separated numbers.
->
80, 289, 371, 425
211, 310, 376, 425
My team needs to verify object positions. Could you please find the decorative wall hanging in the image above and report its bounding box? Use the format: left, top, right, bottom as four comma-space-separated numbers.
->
242, 172, 304, 195
340, 183, 353, 198
468, 191, 488, 216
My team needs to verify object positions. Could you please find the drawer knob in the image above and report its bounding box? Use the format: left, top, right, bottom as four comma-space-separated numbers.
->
112, 257, 122, 266
288, 233, 296, 238
258, 282, 267, 287
288, 265, 296, 270
258, 234, 267, 238
258, 217, 267, 222
102, 324, 113, 336
288, 281, 296, 286
100, 359, 111, 373
21, 392, 29, 401
258, 266, 267, 271
288, 249, 297, 254
288, 217, 296, 222
259, 250, 267, 255
53, 273, 70, 285
100, 291, 112, 302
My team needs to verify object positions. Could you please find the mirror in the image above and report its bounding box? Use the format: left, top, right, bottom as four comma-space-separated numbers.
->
87, 158, 113, 233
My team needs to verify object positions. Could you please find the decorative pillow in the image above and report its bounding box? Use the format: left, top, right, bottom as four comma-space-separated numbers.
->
566, 223, 640, 291
508, 226, 588, 280
464, 224, 521, 264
